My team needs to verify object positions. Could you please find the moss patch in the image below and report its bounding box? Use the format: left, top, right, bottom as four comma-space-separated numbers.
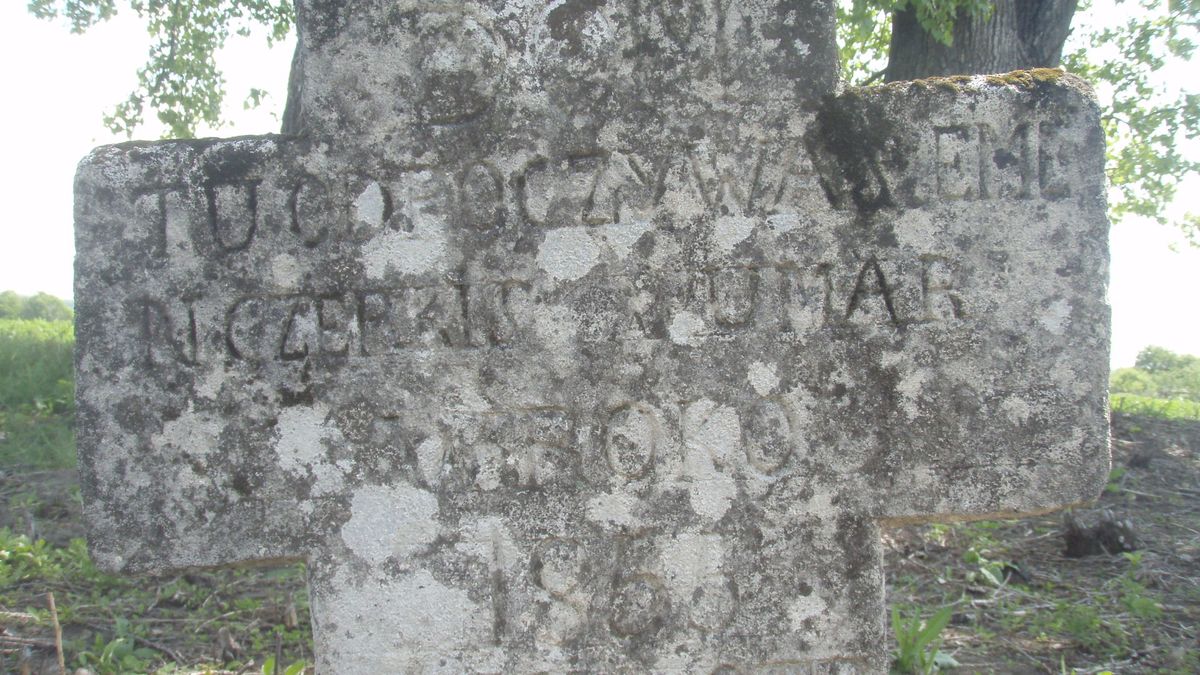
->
850, 68, 1070, 97
984, 68, 1068, 89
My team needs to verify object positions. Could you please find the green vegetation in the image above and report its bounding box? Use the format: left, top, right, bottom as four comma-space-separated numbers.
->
0, 525, 311, 673
891, 604, 957, 673
0, 316, 75, 468
1111, 394, 1200, 421
888, 508, 1197, 672
0, 290, 73, 321
839, 0, 1200, 243
0, 291, 310, 672
27, 0, 292, 139
1063, 2, 1200, 240
1111, 346, 1200, 421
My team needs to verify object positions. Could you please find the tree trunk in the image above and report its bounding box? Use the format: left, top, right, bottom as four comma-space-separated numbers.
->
884, 0, 1077, 82
281, 41, 304, 135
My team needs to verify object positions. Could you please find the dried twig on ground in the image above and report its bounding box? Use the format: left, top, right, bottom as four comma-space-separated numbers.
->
47, 593, 65, 675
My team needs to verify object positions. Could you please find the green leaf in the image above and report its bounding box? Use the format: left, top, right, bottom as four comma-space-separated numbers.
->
978, 564, 1002, 586
30, 0, 294, 138
917, 605, 954, 646
932, 651, 960, 668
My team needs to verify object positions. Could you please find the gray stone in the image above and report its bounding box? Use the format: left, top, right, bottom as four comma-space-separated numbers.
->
73, 1, 1110, 672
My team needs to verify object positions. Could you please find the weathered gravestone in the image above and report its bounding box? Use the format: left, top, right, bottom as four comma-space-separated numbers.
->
74, 0, 1111, 671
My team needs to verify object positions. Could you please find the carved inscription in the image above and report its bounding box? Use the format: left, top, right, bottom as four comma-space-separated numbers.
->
518, 151, 657, 228
345, 395, 816, 497
121, 123, 1077, 263
134, 260, 961, 369
442, 409, 577, 489
134, 254, 966, 369
218, 283, 525, 363
530, 531, 738, 642
743, 397, 794, 474
290, 175, 335, 246
133, 185, 186, 261
933, 121, 1076, 202
587, 257, 966, 343
136, 297, 198, 366
624, 0, 811, 92
610, 573, 671, 635
206, 180, 260, 252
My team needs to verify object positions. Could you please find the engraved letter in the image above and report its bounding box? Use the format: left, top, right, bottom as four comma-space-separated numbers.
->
981, 122, 1035, 200
935, 126, 979, 201
710, 267, 757, 328
133, 185, 188, 261
610, 574, 670, 636
290, 175, 335, 246
845, 257, 900, 325
779, 264, 833, 333
317, 294, 353, 356
604, 404, 658, 479
920, 255, 965, 321
206, 180, 260, 253
356, 291, 390, 356
465, 281, 527, 347
531, 537, 585, 599
1039, 122, 1073, 199
225, 296, 267, 361
137, 298, 197, 366
517, 155, 552, 226
502, 409, 575, 487
279, 297, 315, 361
458, 160, 505, 231
743, 398, 794, 474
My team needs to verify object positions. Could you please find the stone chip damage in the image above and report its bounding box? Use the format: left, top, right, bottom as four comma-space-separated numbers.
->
73, 0, 1110, 672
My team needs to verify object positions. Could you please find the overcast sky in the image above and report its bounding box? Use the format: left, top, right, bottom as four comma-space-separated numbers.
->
1, 2, 1196, 369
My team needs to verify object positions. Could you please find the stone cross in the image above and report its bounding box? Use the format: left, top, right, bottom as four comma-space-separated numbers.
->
74, 1, 1111, 672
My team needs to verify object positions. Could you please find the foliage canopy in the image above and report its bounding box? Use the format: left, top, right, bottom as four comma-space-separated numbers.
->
27, 0, 292, 139
0, 291, 73, 321
1112, 345, 1200, 401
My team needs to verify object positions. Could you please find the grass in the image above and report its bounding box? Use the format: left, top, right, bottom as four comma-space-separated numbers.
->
0, 318, 75, 468
1, 523, 312, 673
885, 419, 1200, 673
888, 519, 1185, 671
0, 319, 74, 411
891, 604, 956, 673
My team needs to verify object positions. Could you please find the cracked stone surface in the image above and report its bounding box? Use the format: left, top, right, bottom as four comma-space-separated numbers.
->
74, 1, 1110, 672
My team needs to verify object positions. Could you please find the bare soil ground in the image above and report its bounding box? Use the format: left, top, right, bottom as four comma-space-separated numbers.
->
2, 412, 1197, 673
885, 413, 1200, 673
